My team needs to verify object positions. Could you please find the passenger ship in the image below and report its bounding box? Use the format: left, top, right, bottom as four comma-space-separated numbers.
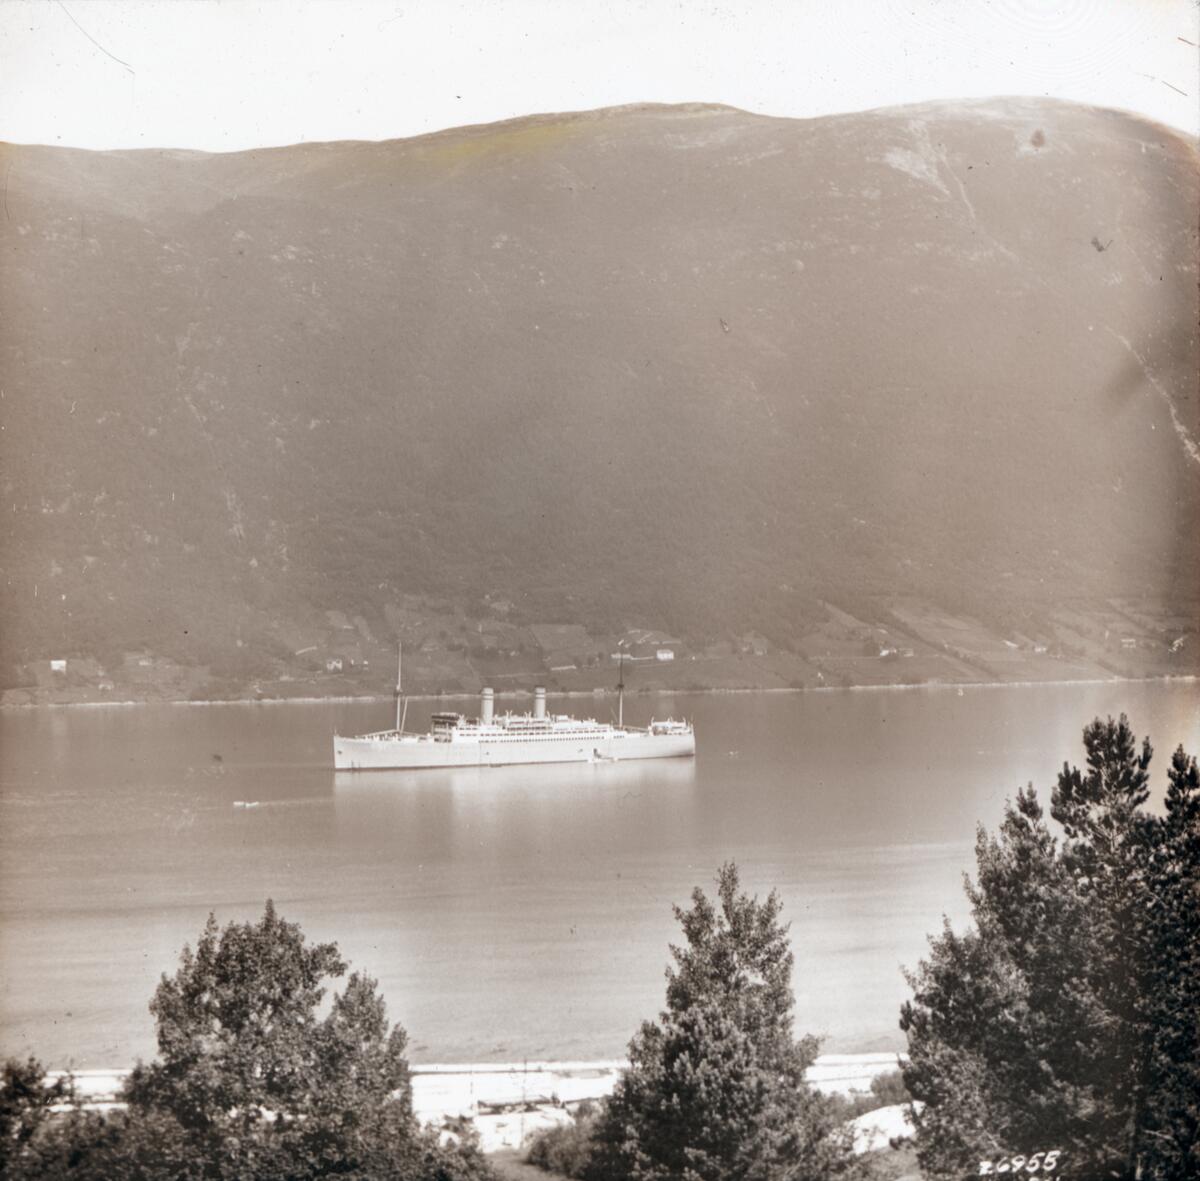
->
333, 653, 695, 771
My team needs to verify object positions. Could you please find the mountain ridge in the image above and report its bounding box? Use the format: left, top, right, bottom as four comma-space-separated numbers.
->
2, 97, 1197, 699
7, 94, 1196, 156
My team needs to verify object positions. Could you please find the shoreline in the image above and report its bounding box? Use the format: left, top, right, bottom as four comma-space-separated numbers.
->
3, 673, 1195, 711
48, 1051, 904, 1103
44, 1054, 910, 1153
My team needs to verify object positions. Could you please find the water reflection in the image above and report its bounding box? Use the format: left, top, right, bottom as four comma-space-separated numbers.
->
332, 759, 697, 868
333, 755, 695, 797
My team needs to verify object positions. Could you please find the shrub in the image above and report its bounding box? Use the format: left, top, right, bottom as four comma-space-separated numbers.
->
526, 1102, 601, 1177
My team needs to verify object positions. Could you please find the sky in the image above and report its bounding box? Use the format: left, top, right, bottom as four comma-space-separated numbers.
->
1, 0, 1197, 152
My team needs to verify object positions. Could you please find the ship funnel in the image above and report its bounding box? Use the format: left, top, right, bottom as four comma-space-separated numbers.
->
481, 687, 494, 724
534, 687, 546, 720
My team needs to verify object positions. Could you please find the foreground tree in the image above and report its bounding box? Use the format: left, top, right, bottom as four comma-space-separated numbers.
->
1140, 747, 1200, 1178
584, 862, 858, 1181
3, 1103, 203, 1181
901, 716, 1200, 1180
3, 903, 491, 1181
127, 900, 492, 1180
0, 1058, 69, 1177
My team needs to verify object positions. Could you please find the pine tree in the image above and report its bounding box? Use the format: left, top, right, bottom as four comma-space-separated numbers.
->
1140, 747, 1200, 1179
585, 862, 857, 1181
900, 716, 1199, 1180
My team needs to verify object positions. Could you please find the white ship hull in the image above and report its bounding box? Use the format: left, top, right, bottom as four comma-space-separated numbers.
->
334, 728, 695, 771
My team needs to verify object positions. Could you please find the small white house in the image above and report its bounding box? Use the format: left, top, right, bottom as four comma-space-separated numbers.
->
655, 649, 675, 662
50, 660, 66, 673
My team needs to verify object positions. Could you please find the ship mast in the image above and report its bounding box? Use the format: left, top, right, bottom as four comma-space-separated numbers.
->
394, 641, 406, 733
617, 648, 625, 729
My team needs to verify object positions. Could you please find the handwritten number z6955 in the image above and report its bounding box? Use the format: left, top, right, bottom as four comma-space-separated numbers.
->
979, 1150, 1061, 1175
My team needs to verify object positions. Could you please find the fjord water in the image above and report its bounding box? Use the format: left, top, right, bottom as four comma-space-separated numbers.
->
2, 683, 1197, 1069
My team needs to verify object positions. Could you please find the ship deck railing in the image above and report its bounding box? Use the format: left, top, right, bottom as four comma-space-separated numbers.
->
342, 720, 692, 741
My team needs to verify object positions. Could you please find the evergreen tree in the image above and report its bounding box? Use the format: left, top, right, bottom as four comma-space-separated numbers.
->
585, 862, 857, 1181
1140, 747, 1200, 1179
900, 716, 1200, 1180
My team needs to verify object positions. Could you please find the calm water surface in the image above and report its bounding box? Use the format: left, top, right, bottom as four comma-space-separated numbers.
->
2, 682, 1197, 1068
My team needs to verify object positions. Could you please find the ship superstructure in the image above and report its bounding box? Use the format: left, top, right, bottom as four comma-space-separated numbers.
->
334, 684, 695, 771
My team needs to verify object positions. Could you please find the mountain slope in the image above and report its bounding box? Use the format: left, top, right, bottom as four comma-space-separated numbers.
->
2, 98, 1197, 689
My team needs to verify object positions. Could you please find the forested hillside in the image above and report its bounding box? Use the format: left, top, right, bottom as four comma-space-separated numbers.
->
2, 98, 1197, 698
